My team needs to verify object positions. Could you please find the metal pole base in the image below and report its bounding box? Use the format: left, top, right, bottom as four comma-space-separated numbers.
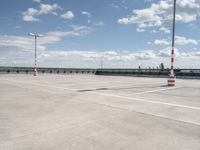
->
167, 75, 176, 86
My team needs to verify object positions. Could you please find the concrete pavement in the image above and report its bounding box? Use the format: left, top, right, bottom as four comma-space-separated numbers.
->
0, 74, 200, 150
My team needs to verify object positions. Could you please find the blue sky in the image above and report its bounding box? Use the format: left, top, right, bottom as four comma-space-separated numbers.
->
0, 0, 200, 68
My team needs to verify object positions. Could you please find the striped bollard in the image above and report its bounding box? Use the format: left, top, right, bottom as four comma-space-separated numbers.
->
168, 48, 176, 86
168, 75, 176, 86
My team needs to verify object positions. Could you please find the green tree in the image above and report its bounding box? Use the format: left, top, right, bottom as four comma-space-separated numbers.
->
159, 63, 165, 70
138, 66, 141, 71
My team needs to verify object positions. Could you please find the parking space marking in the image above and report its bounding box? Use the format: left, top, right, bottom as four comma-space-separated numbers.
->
89, 91, 200, 110
0, 79, 77, 91
131, 86, 182, 95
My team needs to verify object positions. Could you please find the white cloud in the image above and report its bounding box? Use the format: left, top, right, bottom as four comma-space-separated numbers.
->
0, 26, 91, 45
87, 20, 91, 24
15, 26, 22, 29
33, 0, 41, 3
61, 11, 74, 19
94, 21, 105, 26
38, 4, 60, 15
118, 18, 129, 24
35, 25, 92, 45
136, 28, 145, 32
22, 8, 39, 22
145, 0, 154, 2
175, 36, 198, 45
0, 26, 92, 53
110, 4, 120, 9
81, 11, 91, 18
0, 26, 93, 67
154, 39, 170, 45
1, 36, 200, 68
158, 47, 180, 57
0, 35, 46, 66
118, 0, 200, 32
22, 3, 60, 22
159, 27, 170, 33
152, 36, 199, 46
151, 30, 159, 33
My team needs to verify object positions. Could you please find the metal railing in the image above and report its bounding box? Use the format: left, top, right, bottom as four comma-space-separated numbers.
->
0, 67, 200, 79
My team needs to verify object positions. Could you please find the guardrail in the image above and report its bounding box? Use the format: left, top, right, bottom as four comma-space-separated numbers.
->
0, 67, 96, 75
95, 69, 200, 79
0, 67, 200, 79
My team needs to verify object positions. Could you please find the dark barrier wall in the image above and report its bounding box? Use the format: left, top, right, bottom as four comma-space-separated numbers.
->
0, 67, 96, 75
95, 69, 200, 79
0, 67, 200, 79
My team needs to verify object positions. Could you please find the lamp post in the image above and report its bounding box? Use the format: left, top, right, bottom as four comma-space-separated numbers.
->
168, 0, 176, 86
28, 33, 44, 76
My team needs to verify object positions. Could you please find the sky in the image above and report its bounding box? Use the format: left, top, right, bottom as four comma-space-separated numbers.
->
0, 0, 200, 68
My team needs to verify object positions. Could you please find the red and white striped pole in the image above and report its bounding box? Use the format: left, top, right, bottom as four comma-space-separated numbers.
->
168, 0, 176, 86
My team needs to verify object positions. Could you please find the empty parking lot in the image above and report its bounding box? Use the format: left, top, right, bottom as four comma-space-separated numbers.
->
0, 74, 200, 150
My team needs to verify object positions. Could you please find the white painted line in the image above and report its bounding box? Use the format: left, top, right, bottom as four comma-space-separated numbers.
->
131, 86, 182, 95
0, 79, 77, 91
89, 91, 200, 110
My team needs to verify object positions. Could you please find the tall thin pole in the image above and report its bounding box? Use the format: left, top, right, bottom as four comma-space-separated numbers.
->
29, 33, 43, 76
171, 0, 176, 77
34, 36, 37, 76
35, 36, 37, 68
168, 0, 176, 86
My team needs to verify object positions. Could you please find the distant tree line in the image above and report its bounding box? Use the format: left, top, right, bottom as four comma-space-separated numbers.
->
138, 63, 167, 71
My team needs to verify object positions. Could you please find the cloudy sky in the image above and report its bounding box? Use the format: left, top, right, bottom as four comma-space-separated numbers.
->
0, 0, 200, 68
